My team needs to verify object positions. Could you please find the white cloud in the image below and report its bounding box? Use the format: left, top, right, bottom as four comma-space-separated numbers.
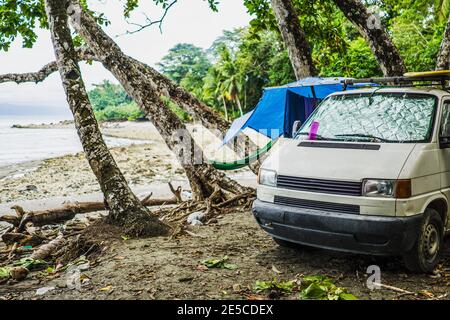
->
0, 0, 251, 110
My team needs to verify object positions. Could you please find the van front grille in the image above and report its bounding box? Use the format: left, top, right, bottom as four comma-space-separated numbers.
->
276, 175, 362, 196
274, 196, 360, 214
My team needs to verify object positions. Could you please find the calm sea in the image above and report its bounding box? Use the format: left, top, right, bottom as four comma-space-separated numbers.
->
0, 115, 146, 168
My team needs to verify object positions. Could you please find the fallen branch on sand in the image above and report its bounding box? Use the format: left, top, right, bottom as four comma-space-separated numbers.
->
30, 234, 65, 261
377, 283, 415, 295
1, 183, 183, 228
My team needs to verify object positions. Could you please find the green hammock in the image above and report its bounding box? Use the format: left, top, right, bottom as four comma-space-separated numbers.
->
209, 140, 274, 170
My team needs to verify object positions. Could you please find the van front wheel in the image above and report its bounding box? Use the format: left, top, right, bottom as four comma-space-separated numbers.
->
403, 208, 444, 273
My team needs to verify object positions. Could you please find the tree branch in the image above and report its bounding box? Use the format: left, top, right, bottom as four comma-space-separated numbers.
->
332, 0, 406, 76
270, 0, 316, 79
436, 12, 450, 70
0, 47, 95, 84
121, 0, 178, 35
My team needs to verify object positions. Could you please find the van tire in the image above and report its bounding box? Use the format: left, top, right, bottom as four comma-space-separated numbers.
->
273, 237, 314, 251
403, 208, 444, 273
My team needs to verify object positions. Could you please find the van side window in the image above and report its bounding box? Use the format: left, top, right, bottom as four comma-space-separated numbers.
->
440, 101, 450, 138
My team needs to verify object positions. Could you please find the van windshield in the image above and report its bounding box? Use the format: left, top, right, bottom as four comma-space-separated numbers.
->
297, 93, 437, 143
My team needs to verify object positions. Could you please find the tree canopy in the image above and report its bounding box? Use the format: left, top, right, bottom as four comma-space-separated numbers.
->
2, 0, 450, 120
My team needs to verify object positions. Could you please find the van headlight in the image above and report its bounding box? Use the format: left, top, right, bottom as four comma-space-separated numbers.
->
258, 169, 277, 187
362, 179, 411, 198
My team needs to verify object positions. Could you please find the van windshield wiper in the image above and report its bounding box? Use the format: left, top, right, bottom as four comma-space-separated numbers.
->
334, 133, 390, 142
296, 132, 329, 140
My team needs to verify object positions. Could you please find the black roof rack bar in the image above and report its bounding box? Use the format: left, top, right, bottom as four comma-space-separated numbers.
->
342, 75, 450, 86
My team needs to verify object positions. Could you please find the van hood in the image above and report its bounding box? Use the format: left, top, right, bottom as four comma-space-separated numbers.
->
262, 139, 416, 181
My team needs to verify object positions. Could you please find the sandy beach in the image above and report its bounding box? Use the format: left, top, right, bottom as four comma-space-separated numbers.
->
0, 120, 255, 209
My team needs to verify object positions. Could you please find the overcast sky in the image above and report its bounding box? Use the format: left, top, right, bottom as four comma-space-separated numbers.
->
0, 0, 251, 114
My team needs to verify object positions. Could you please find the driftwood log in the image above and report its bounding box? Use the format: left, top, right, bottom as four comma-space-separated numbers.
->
1, 183, 183, 229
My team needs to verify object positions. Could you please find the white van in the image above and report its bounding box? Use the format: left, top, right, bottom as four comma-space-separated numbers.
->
253, 86, 450, 273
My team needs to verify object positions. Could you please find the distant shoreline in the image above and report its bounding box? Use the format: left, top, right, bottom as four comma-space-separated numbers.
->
9, 119, 157, 141
11, 119, 75, 129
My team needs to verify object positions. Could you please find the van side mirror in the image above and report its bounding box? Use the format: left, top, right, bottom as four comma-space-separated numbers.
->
292, 120, 302, 137
439, 136, 450, 148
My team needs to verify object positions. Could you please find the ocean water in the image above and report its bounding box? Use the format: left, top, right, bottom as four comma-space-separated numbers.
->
0, 115, 147, 168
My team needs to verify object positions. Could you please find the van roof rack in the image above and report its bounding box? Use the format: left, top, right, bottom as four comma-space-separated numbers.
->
342, 75, 450, 90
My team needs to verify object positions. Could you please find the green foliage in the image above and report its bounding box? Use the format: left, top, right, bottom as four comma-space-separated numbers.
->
253, 275, 357, 300
0, 0, 109, 51
299, 275, 357, 300
318, 37, 382, 78
158, 43, 211, 84
87, 80, 191, 122
0, 0, 47, 51
200, 28, 295, 119
161, 96, 192, 122
388, 0, 448, 72
124, 0, 219, 18
201, 256, 238, 270
3, 0, 450, 124
0, 267, 10, 279
13, 258, 47, 270
87, 80, 144, 121
253, 279, 295, 293
95, 102, 144, 121
88, 80, 132, 112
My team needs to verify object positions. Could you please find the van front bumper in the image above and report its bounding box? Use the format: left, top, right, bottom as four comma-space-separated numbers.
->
252, 200, 422, 255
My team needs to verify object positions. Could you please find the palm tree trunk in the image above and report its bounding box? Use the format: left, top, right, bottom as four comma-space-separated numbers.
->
332, 0, 406, 76
43, 0, 169, 237
221, 96, 229, 121
437, 12, 450, 70
270, 0, 316, 79
236, 95, 244, 117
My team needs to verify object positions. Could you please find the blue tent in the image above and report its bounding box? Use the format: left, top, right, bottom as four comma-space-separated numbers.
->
222, 77, 365, 144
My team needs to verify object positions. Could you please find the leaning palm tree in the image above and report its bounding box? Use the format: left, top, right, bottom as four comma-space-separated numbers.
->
215, 45, 244, 117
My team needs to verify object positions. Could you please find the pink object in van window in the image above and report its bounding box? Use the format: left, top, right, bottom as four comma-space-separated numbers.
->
308, 121, 319, 140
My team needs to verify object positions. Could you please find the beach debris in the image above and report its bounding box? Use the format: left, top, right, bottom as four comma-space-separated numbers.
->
99, 285, 114, 292
0, 266, 30, 283
9, 267, 29, 281
187, 212, 205, 225
0, 184, 184, 230
201, 256, 237, 270
30, 234, 65, 261
2, 232, 44, 247
36, 286, 55, 295
245, 294, 267, 300
195, 264, 209, 272
271, 265, 282, 275
0, 215, 20, 227
184, 230, 204, 238
375, 283, 415, 295
182, 190, 193, 199
25, 185, 38, 192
